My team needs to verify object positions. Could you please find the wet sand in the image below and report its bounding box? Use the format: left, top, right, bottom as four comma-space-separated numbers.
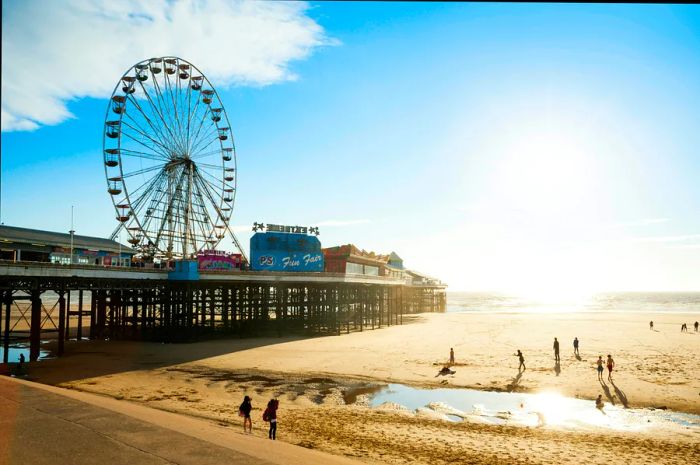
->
17, 311, 700, 464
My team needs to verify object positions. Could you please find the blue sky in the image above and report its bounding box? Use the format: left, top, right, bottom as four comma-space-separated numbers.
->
2, 2, 700, 292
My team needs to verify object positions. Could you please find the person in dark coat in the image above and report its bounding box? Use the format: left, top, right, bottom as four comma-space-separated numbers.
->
239, 395, 252, 433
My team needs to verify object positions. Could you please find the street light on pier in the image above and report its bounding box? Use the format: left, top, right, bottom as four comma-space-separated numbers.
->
69, 206, 75, 265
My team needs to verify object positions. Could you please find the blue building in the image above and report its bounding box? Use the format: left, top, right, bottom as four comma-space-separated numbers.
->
250, 230, 323, 272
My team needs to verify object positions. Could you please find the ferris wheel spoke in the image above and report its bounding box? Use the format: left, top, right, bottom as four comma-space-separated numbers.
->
197, 175, 227, 206
120, 131, 172, 164
193, 173, 225, 224
120, 120, 174, 159
187, 105, 212, 154
124, 167, 167, 206
190, 150, 223, 161
134, 78, 182, 155
149, 73, 184, 155
119, 148, 171, 162
125, 92, 177, 155
122, 163, 168, 179
195, 161, 224, 171
196, 170, 239, 254
135, 173, 171, 236
198, 165, 229, 189
184, 78, 198, 151
121, 113, 175, 158
163, 71, 185, 151
193, 172, 219, 218
190, 133, 221, 158
191, 181, 218, 247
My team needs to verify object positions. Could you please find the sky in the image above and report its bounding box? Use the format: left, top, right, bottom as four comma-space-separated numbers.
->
2, 1, 699, 293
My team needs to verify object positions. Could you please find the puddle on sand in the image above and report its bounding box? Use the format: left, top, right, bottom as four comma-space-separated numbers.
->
368, 383, 700, 432
1, 343, 54, 363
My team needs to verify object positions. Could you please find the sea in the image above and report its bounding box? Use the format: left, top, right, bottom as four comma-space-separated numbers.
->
446, 292, 700, 314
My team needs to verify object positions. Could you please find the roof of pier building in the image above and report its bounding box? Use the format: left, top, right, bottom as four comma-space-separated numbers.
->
322, 244, 390, 266
0, 225, 135, 255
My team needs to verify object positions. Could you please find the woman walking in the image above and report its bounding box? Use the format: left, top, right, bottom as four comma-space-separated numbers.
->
596, 356, 604, 382
265, 399, 279, 440
606, 354, 615, 382
239, 395, 252, 433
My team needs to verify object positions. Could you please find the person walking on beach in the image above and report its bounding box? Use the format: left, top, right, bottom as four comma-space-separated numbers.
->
649, 321, 654, 330
264, 399, 279, 440
553, 338, 560, 362
239, 395, 252, 433
596, 356, 604, 381
606, 354, 615, 382
695, 321, 699, 332
681, 323, 688, 332
449, 347, 455, 365
516, 350, 526, 371
573, 337, 579, 356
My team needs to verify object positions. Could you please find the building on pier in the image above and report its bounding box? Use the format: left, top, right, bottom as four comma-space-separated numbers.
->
322, 244, 390, 276
0, 225, 134, 266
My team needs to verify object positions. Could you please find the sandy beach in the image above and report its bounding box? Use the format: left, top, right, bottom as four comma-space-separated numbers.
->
19, 310, 700, 464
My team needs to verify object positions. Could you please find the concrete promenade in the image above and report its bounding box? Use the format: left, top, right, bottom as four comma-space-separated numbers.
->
0, 376, 363, 465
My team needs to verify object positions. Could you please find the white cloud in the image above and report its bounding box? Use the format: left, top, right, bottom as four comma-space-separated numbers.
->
1, 0, 332, 131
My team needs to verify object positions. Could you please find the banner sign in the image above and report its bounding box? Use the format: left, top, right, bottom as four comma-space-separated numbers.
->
253, 222, 319, 235
251, 251, 324, 272
197, 250, 242, 270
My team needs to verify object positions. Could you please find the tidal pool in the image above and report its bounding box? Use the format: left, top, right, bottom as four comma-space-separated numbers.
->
368, 383, 700, 432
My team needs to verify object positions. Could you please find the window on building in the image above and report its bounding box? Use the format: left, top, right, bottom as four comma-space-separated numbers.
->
364, 265, 379, 276
50, 254, 71, 265
346, 262, 363, 275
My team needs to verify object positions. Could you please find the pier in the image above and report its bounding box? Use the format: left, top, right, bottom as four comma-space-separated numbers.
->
0, 261, 446, 362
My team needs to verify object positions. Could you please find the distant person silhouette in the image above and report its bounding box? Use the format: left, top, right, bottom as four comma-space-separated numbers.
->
573, 337, 579, 356
516, 350, 526, 371
606, 354, 615, 382
596, 355, 604, 381
17, 353, 26, 376
553, 338, 560, 362
449, 347, 455, 365
681, 323, 688, 333
649, 321, 653, 330
695, 321, 699, 332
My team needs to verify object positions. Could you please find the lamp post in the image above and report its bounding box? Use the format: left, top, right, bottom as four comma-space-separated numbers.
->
69, 206, 75, 265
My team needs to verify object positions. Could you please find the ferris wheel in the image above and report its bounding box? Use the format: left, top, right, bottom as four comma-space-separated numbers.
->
103, 56, 245, 260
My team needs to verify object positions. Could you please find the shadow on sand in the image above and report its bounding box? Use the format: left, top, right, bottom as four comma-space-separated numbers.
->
599, 380, 616, 405
507, 369, 524, 392
553, 361, 561, 376
574, 353, 582, 361
20, 335, 312, 385
610, 380, 629, 408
